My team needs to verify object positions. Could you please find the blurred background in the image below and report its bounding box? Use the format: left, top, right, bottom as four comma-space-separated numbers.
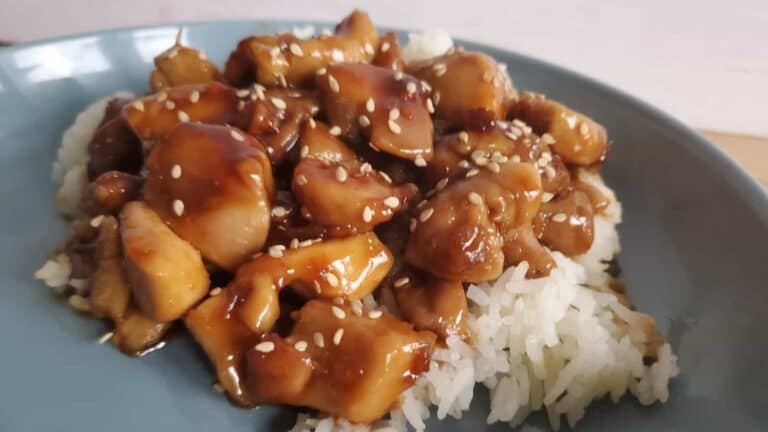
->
2, 0, 766, 183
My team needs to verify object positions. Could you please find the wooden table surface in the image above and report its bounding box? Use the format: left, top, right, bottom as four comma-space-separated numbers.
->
702, 131, 768, 187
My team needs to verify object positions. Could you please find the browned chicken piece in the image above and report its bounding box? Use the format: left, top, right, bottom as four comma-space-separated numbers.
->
185, 292, 261, 406
372, 32, 404, 71
235, 87, 319, 163
407, 162, 551, 280
425, 123, 571, 195
573, 178, 611, 213
143, 122, 274, 270
113, 308, 173, 356
82, 171, 143, 216
407, 50, 516, 129
292, 122, 418, 233
87, 98, 143, 179
122, 82, 239, 142
509, 92, 608, 166
224, 10, 377, 88
502, 224, 556, 278
149, 43, 221, 92
246, 300, 435, 423
316, 63, 434, 162
89, 216, 130, 320
533, 187, 595, 257
229, 232, 393, 333
61, 218, 100, 280
392, 271, 469, 340
120, 201, 209, 322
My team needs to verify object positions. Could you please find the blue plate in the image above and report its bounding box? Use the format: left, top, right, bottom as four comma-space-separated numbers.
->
1, 21, 767, 432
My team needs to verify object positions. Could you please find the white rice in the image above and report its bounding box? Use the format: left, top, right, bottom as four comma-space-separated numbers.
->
401, 30, 454, 63
53, 91, 133, 216
35, 253, 72, 292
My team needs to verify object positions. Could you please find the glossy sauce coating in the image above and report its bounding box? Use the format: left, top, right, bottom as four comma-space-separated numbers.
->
150, 44, 221, 92
87, 98, 143, 179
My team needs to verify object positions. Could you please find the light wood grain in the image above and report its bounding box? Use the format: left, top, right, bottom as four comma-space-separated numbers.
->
700, 131, 768, 187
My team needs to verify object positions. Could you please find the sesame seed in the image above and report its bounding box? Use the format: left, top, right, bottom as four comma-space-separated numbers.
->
389, 108, 400, 121
512, 119, 527, 129
90, 215, 104, 228
579, 122, 589, 136
406, 81, 417, 95
379, 171, 393, 183
313, 332, 325, 348
381, 41, 390, 52
419, 207, 434, 222
328, 75, 340, 93
420, 80, 432, 91
414, 157, 427, 167
394, 277, 410, 288
331, 50, 345, 63
296, 174, 308, 185
365, 97, 375, 112
394, 71, 404, 81
131, 100, 145, 112
230, 129, 245, 141
410, 218, 417, 232
468, 192, 483, 205
417, 200, 428, 209
537, 157, 549, 167
335, 166, 348, 182
198, 51, 207, 60
300, 146, 309, 158
308, 118, 316, 128
433, 91, 441, 106
328, 125, 342, 136
432, 63, 447, 76
316, 67, 327, 75
332, 306, 346, 319
505, 131, 520, 141
210, 287, 222, 296
511, 155, 522, 163
171, 164, 182, 179
426, 98, 435, 113
269, 46, 280, 58
289, 238, 299, 249
552, 212, 568, 223
458, 160, 470, 168
491, 153, 508, 163
157, 92, 168, 102
351, 301, 363, 317
368, 310, 383, 319
177, 110, 190, 122
364, 42, 375, 55
271, 97, 287, 110
68, 294, 90, 312
213, 383, 225, 393
254, 341, 275, 353
325, 272, 339, 287
312, 280, 321, 293
333, 328, 344, 345
271, 206, 288, 217
268, 245, 285, 258
466, 168, 479, 178
542, 192, 554, 203
289, 42, 304, 56
358, 114, 371, 127
237, 100, 245, 111
458, 131, 469, 143
388, 120, 402, 134
384, 196, 400, 208
172, 199, 184, 216
360, 162, 373, 174
541, 133, 556, 145
362, 206, 374, 223
189, 90, 200, 103
253, 84, 266, 100
369, 141, 380, 152
482, 71, 494, 83
487, 161, 501, 173
98, 331, 114, 344
236, 89, 250, 98
277, 73, 288, 87
436, 177, 449, 191
294, 340, 308, 352
474, 155, 489, 166
165, 100, 176, 110
544, 165, 556, 178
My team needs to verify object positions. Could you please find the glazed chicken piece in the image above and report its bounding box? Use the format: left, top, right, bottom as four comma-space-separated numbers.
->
229, 232, 393, 333
149, 42, 221, 92
372, 32, 404, 71
122, 82, 239, 142
509, 92, 608, 166
246, 300, 435, 423
224, 10, 377, 88
143, 123, 274, 270
82, 171, 143, 216
407, 161, 553, 280
120, 201, 209, 322
87, 98, 143, 179
533, 187, 595, 256
292, 122, 417, 233
113, 308, 173, 356
316, 63, 434, 163
425, 123, 571, 195
235, 86, 319, 163
89, 215, 131, 320
391, 271, 469, 340
407, 50, 516, 129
